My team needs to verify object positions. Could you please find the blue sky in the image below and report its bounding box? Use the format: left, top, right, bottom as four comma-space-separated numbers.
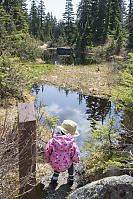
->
27, 0, 129, 21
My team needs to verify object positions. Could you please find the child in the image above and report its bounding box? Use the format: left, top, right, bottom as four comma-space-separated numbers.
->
44, 120, 80, 188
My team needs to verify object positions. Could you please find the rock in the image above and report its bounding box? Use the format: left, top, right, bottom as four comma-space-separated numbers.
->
68, 175, 133, 199
105, 166, 122, 177
124, 145, 133, 154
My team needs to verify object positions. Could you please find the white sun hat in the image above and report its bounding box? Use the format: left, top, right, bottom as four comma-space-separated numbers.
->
57, 120, 79, 137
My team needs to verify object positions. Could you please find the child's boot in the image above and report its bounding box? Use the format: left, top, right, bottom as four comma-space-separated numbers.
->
68, 174, 74, 187
50, 171, 59, 189
50, 178, 58, 189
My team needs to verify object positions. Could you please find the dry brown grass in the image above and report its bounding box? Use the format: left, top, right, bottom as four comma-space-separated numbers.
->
39, 63, 118, 98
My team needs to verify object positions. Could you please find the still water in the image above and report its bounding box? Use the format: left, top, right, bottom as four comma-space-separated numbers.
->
32, 84, 123, 152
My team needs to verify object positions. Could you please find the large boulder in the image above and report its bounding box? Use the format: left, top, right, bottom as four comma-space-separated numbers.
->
68, 175, 133, 199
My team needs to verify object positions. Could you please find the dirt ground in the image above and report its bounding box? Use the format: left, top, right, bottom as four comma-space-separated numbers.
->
37, 162, 82, 199
39, 63, 117, 98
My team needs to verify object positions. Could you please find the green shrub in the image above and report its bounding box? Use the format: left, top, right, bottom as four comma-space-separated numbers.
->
111, 53, 133, 113
83, 149, 133, 183
0, 54, 32, 100
85, 116, 118, 152
4, 32, 43, 61
81, 116, 133, 184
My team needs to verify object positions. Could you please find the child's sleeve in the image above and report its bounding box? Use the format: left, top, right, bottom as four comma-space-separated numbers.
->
44, 139, 53, 163
70, 142, 80, 163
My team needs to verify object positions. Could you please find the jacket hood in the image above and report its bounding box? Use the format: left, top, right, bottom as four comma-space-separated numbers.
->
52, 133, 74, 151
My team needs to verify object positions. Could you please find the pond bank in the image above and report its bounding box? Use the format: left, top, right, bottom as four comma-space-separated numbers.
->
33, 63, 133, 198
37, 63, 118, 98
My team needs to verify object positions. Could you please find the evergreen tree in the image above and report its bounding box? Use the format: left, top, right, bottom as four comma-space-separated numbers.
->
121, 0, 127, 25
109, 0, 123, 32
63, 0, 75, 45
128, 0, 133, 49
91, 0, 99, 42
21, 0, 29, 22
2, 0, 28, 31
38, 0, 46, 40
21, 0, 28, 12
129, 0, 133, 13
56, 20, 66, 46
76, 0, 92, 63
49, 14, 58, 44
43, 12, 51, 41
109, 1, 124, 53
38, 0, 45, 29
77, 0, 91, 35
29, 0, 39, 37
97, 0, 108, 43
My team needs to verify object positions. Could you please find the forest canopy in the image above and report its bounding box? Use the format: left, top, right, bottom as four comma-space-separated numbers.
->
0, 0, 133, 100
0, 0, 133, 57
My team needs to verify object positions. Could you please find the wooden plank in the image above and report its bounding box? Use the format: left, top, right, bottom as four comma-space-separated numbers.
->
18, 102, 36, 123
18, 102, 36, 199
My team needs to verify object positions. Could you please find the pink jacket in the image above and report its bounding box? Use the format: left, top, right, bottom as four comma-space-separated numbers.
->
44, 133, 80, 172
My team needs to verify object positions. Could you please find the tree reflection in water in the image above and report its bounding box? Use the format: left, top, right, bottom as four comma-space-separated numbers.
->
32, 84, 123, 148
85, 96, 111, 127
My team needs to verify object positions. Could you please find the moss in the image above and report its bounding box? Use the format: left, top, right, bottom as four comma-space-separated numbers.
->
80, 149, 133, 185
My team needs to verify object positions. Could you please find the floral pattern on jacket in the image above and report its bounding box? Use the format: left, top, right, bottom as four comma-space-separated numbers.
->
44, 133, 80, 172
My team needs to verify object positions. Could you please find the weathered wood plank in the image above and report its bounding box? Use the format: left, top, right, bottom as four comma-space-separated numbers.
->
18, 102, 36, 199
18, 102, 36, 123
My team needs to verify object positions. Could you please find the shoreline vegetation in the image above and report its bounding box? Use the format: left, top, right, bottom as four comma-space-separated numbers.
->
29, 61, 118, 98
0, 0, 133, 197
0, 60, 118, 124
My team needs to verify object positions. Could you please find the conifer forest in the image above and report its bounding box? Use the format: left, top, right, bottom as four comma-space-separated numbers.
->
0, 0, 133, 198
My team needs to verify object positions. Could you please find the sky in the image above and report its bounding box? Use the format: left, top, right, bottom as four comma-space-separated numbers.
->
27, 0, 81, 21
44, 0, 81, 20
27, 0, 129, 21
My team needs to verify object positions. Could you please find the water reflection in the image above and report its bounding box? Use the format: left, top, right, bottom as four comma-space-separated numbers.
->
85, 96, 111, 127
32, 84, 122, 149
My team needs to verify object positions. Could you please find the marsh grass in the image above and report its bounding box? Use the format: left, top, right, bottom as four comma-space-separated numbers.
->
27, 63, 56, 80
30, 62, 118, 98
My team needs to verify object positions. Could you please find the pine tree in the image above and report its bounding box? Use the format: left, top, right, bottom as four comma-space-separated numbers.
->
63, 0, 75, 45
43, 12, 51, 41
49, 14, 58, 44
38, 0, 46, 40
111, 0, 124, 54
97, 0, 108, 43
128, 0, 133, 49
77, 0, 91, 34
56, 20, 66, 46
91, 0, 99, 42
29, 0, 39, 38
2, 0, 28, 31
21, 0, 29, 21
121, 0, 127, 25
109, 0, 122, 32
0, 5, 12, 54
38, 0, 45, 29
75, 0, 92, 63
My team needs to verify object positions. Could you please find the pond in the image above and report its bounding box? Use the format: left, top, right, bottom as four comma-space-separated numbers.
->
32, 84, 124, 155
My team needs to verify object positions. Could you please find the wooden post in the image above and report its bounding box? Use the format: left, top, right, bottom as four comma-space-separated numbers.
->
18, 102, 36, 199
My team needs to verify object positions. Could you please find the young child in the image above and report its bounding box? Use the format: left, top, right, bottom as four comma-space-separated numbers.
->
44, 120, 80, 188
